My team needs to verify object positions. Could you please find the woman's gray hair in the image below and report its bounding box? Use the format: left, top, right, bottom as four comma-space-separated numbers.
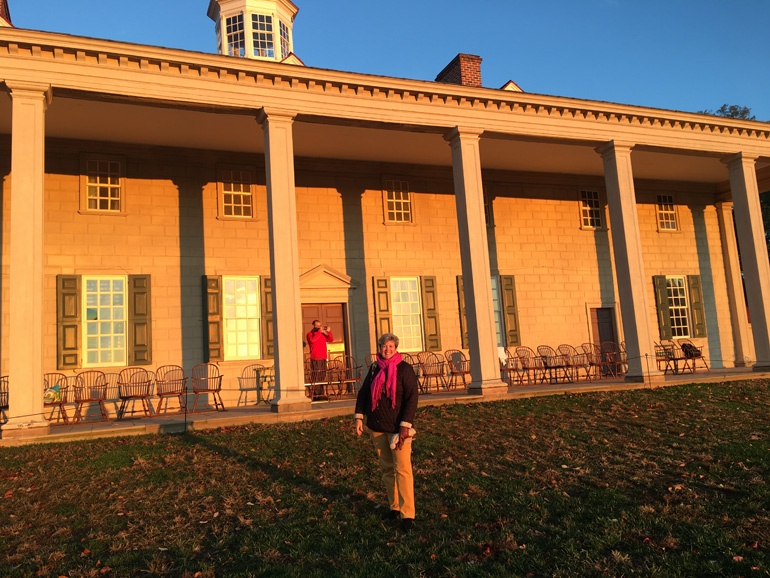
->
377, 333, 399, 348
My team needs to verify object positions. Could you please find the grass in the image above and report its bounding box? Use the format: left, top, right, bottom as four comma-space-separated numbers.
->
1, 379, 769, 577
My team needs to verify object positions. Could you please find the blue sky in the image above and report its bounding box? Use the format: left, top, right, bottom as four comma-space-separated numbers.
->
9, 0, 770, 121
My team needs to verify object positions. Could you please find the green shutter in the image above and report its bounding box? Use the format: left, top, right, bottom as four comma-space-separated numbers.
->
128, 275, 152, 365
373, 277, 392, 339
261, 276, 274, 359
500, 275, 521, 347
688, 275, 707, 338
457, 275, 468, 349
421, 276, 442, 352
57, 275, 81, 370
653, 275, 673, 340
204, 276, 224, 362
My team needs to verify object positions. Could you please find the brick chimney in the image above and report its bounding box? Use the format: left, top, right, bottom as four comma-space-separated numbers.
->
435, 54, 482, 88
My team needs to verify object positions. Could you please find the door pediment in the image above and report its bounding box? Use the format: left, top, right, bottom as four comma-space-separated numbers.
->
300, 265, 353, 303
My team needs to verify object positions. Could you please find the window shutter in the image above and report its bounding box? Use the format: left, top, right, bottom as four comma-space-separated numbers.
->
372, 277, 392, 339
421, 276, 442, 352
261, 276, 274, 359
457, 276, 468, 349
653, 275, 673, 340
128, 275, 152, 365
57, 275, 81, 370
687, 275, 707, 338
500, 275, 521, 347
204, 276, 224, 362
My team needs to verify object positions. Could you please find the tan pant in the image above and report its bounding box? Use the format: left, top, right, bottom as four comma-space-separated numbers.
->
370, 430, 415, 519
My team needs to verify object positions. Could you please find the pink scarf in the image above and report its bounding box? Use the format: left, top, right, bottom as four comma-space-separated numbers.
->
371, 352, 402, 411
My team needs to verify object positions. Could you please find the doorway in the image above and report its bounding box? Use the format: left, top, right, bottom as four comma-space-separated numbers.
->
590, 307, 617, 345
301, 303, 347, 359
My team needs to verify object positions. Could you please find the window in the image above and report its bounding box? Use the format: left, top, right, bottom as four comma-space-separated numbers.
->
220, 168, 254, 218
383, 180, 413, 223
579, 190, 603, 229
223, 277, 262, 360
279, 21, 290, 58
458, 275, 520, 348
57, 275, 152, 369
390, 277, 424, 351
373, 276, 441, 352
657, 194, 678, 231
204, 276, 273, 361
226, 13, 245, 57
81, 157, 124, 214
665, 276, 690, 337
483, 186, 494, 227
83, 277, 126, 367
252, 14, 275, 58
653, 275, 707, 340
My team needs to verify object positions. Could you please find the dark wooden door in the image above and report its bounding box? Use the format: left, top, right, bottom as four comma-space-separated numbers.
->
302, 303, 346, 359
591, 307, 616, 345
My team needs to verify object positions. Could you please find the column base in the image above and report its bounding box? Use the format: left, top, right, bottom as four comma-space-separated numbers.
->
1, 417, 50, 440
467, 379, 509, 397
271, 397, 312, 413
752, 364, 770, 373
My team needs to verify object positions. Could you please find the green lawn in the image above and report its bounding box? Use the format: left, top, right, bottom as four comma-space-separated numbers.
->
1, 380, 769, 577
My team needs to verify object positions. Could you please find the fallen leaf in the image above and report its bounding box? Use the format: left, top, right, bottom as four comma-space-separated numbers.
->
733, 556, 743, 562
3, 491, 12, 499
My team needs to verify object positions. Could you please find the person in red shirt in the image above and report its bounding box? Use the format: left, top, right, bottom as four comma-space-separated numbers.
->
306, 320, 333, 397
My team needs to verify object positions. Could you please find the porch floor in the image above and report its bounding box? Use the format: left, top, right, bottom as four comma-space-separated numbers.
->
2, 366, 768, 447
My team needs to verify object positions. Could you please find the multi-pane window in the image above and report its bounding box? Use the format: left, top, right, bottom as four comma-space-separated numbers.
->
86, 160, 121, 212
83, 277, 126, 367
390, 277, 423, 351
483, 186, 493, 227
226, 13, 245, 57
279, 21, 290, 58
223, 277, 261, 360
580, 190, 603, 228
657, 194, 678, 231
252, 14, 275, 58
490, 277, 505, 347
384, 180, 413, 223
222, 169, 253, 218
666, 276, 690, 338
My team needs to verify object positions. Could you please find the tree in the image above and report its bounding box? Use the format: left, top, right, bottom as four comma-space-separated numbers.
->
698, 103, 757, 120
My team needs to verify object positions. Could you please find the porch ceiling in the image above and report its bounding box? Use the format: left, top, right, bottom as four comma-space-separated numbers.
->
0, 94, 747, 185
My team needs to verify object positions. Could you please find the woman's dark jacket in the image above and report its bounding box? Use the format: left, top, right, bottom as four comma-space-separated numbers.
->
355, 360, 419, 434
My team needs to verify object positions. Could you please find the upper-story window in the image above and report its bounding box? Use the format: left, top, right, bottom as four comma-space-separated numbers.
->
279, 21, 291, 58
252, 14, 275, 58
383, 179, 413, 224
80, 154, 126, 215
218, 167, 255, 219
657, 194, 678, 231
579, 190, 603, 229
226, 13, 245, 57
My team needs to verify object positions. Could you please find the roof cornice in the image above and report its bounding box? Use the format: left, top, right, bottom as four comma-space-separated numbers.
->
1, 28, 768, 150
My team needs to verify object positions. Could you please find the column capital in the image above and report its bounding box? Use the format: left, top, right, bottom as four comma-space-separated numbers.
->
257, 107, 297, 126
722, 152, 758, 169
715, 200, 734, 211
595, 140, 636, 158
444, 126, 485, 145
4, 81, 52, 106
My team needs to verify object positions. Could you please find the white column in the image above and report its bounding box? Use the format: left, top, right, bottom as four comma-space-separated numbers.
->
257, 108, 310, 412
445, 127, 505, 395
2, 82, 52, 438
725, 153, 770, 371
597, 141, 661, 381
715, 201, 753, 366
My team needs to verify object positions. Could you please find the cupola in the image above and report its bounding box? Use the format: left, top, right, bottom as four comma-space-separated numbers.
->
0, 0, 12, 28
207, 0, 302, 64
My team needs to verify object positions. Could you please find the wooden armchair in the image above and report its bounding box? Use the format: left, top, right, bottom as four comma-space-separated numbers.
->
600, 341, 624, 378
515, 346, 545, 384
557, 345, 590, 381
364, 353, 378, 369
417, 351, 447, 393
444, 350, 471, 390
678, 339, 709, 372
334, 355, 363, 397
117, 367, 155, 419
499, 348, 520, 386
237, 363, 263, 406
74, 370, 109, 422
155, 365, 188, 414
191, 363, 225, 412
537, 345, 571, 383
43, 372, 69, 424
0, 375, 9, 414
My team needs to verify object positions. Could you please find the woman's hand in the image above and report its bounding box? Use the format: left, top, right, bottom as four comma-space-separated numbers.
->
396, 426, 410, 450
355, 418, 363, 436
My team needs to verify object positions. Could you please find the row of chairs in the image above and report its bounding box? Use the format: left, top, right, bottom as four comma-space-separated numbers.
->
304, 355, 362, 401
364, 350, 472, 394
499, 343, 629, 385
42, 363, 226, 424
